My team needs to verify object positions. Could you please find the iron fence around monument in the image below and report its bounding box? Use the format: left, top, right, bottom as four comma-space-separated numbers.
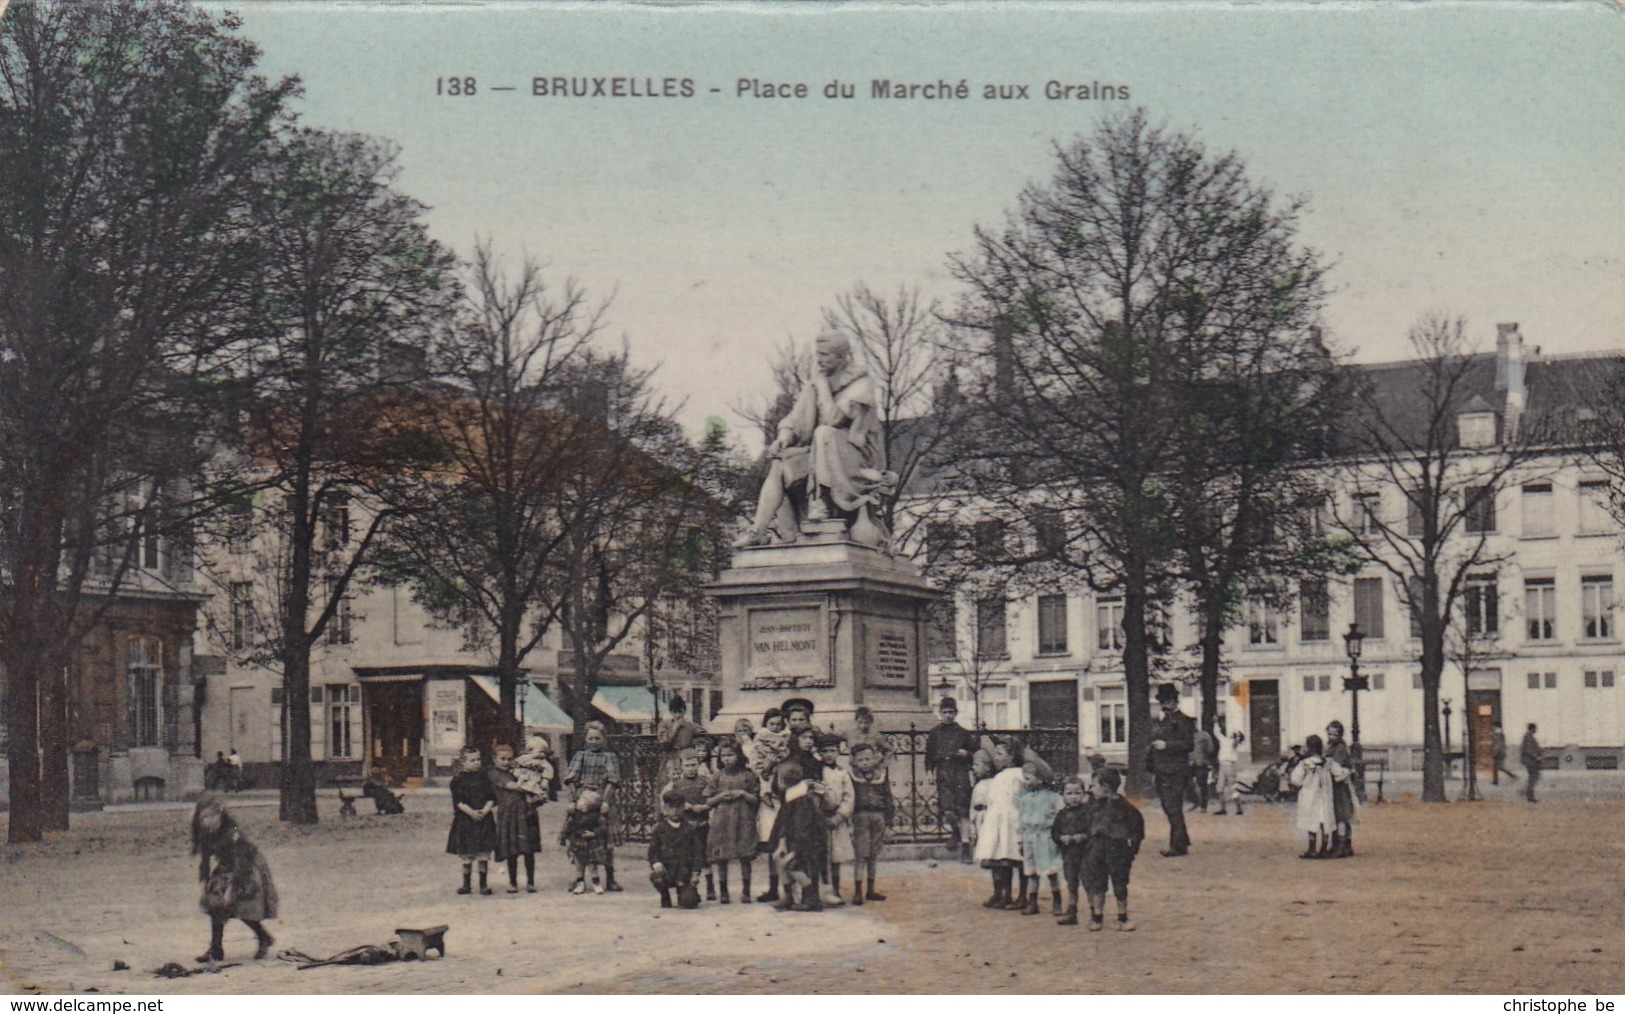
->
607, 725, 1079, 845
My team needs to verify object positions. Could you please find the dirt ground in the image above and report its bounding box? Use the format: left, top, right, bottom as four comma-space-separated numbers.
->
2, 791, 1621, 994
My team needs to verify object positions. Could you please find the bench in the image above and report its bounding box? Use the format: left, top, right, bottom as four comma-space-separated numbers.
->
394, 925, 447, 960
1361, 757, 1388, 803
335, 780, 366, 818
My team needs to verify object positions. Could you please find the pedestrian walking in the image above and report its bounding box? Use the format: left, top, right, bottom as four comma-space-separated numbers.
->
1146, 683, 1195, 856
705, 738, 759, 904
925, 697, 979, 863
192, 794, 277, 962
1520, 723, 1543, 802
1214, 724, 1243, 816
1491, 725, 1519, 786
446, 747, 497, 895
1188, 723, 1217, 813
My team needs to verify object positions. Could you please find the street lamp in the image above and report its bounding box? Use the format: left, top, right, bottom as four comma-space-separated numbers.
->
1342, 622, 1369, 800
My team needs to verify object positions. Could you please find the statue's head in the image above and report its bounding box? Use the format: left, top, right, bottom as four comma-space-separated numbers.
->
814, 330, 852, 376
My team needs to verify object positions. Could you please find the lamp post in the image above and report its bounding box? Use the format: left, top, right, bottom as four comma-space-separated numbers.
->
1342, 622, 1368, 801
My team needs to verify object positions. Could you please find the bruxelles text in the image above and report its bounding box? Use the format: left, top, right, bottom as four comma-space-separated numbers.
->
525, 76, 1129, 101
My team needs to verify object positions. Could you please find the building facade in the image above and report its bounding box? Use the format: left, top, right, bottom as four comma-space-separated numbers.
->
927, 329, 1624, 778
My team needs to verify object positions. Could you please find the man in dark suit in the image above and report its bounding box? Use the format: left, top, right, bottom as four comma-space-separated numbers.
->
1146, 683, 1195, 856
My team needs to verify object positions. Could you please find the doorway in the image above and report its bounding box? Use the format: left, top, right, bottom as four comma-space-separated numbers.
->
1249, 680, 1280, 763
1466, 681, 1502, 782
366, 681, 424, 784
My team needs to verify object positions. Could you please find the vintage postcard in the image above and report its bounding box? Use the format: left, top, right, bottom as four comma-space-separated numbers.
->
1, 0, 1622, 999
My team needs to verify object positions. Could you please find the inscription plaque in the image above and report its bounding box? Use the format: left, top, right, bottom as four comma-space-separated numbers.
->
866, 616, 917, 689
743, 606, 830, 690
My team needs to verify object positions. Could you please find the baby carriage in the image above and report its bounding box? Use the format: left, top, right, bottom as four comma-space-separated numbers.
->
1233, 755, 1298, 803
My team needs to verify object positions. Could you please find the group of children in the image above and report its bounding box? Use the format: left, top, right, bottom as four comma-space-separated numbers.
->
644, 699, 896, 912
968, 738, 1146, 931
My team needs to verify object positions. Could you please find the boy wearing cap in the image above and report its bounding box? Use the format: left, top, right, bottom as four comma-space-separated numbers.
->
1078, 767, 1144, 931
848, 741, 893, 904
1147, 683, 1194, 857
925, 697, 978, 862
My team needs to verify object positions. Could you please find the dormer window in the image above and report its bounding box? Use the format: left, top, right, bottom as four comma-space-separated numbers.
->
1457, 393, 1498, 449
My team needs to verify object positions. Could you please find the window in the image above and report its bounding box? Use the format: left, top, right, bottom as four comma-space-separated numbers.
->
1353, 492, 1381, 534
975, 597, 1007, 658
924, 522, 960, 566
1098, 685, 1127, 745
1406, 494, 1425, 538
1412, 672, 1424, 690
1524, 578, 1556, 641
1034, 515, 1067, 557
1299, 579, 1329, 641
927, 599, 958, 662
1369, 673, 1386, 691
1583, 670, 1616, 689
1582, 576, 1614, 640
320, 492, 352, 554
1247, 600, 1279, 646
1353, 577, 1385, 639
709, 689, 723, 720
1458, 411, 1496, 449
1036, 594, 1068, 655
1464, 574, 1499, 637
229, 582, 255, 651
1526, 671, 1557, 690
1302, 674, 1332, 692
141, 526, 161, 570
126, 637, 162, 747
323, 577, 353, 646
1464, 485, 1496, 534
1521, 483, 1554, 538
327, 685, 357, 760
1096, 597, 1124, 652
271, 687, 285, 760
973, 520, 1008, 564
1578, 480, 1614, 534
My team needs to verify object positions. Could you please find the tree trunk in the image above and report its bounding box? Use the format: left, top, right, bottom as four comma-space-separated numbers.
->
280, 462, 320, 825
1198, 604, 1224, 734
1122, 561, 1154, 798
40, 644, 71, 831
1419, 629, 1447, 803
497, 609, 523, 747
2, 631, 45, 844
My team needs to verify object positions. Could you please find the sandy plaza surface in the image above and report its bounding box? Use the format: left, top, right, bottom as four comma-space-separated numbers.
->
2, 782, 1621, 995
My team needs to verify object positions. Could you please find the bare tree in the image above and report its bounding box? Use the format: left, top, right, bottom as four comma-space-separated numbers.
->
0, 0, 294, 841
235, 128, 454, 823
945, 110, 1327, 791
1326, 314, 1547, 803
375, 246, 604, 745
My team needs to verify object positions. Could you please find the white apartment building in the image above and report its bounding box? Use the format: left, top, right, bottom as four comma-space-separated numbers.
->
927, 328, 1624, 778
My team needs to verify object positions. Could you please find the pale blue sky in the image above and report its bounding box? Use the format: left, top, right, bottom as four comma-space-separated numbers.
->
224, 1, 1625, 438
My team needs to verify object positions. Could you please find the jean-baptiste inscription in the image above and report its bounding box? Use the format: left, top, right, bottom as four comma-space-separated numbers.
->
743, 607, 830, 690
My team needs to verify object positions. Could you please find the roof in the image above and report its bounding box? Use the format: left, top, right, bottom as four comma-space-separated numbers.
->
470, 675, 573, 732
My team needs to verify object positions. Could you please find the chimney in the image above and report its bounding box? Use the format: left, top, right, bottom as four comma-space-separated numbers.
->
1495, 323, 1525, 439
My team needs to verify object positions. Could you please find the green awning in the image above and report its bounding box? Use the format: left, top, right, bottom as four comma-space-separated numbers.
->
590, 685, 678, 723
470, 675, 574, 732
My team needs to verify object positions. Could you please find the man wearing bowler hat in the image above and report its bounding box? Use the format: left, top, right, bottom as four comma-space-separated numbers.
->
925, 697, 979, 862
1147, 683, 1195, 856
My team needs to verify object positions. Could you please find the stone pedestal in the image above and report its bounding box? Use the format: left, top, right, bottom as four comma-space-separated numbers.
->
708, 533, 940, 732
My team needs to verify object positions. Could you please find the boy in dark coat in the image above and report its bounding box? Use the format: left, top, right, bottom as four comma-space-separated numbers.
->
766, 758, 828, 911
648, 789, 702, 908
665, 747, 717, 900
1050, 776, 1092, 926
1079, 767, 1144, 931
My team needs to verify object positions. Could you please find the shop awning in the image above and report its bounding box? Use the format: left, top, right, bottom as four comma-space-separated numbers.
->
470, 675, 574, 732
590, 685, 677, 723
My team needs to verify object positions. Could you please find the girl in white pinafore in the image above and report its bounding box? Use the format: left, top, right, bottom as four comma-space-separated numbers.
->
973, 740, 1028, 908
1289, 734, 1345, 859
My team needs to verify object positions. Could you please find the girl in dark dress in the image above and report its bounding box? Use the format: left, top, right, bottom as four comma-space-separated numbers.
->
447, 748, 498, 895
191, 794, 277, 962
1324, 721, 1358, 857
488, 744, 541, 893
766, 758, 829, 912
